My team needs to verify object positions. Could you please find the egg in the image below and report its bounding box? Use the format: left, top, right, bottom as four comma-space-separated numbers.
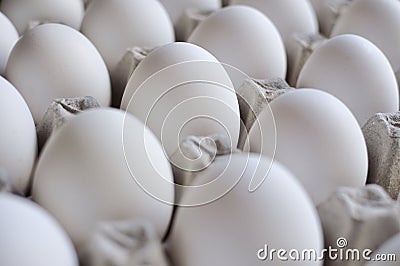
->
365, 233, 400, 266
229, 0, 318, 81
0, 0, 84, 35
331, 0, 400, 83
308, 0, 344, 36
120, 42, 240, 157
167, 153, 323, 266
0, 76, 36, 195
32, 108, 174, 249
0, 193, 78, 266
81, 0, 174, 75
297, 34, 399, 126
188, 5, 286, 80
158, 0, 221, 41
231, 0, 317, 43
247, 89, 368, 205
0, 12, 18, 76
5, 23, 111, 124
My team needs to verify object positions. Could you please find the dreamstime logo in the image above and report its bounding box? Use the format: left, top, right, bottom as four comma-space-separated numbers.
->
122, 60, 277, 206
257, 237, 397, 262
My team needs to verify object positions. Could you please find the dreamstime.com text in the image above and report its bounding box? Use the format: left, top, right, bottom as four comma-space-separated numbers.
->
257, 237, 396, 262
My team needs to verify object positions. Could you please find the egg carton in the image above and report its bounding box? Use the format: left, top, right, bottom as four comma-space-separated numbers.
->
79, 219, 170, 266
318, 185, 400, 266
363, 113, 400, 199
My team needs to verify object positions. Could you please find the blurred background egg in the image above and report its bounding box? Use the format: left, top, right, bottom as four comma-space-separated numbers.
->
297, 34, 399, 126
0, 0, 84, 35
81, 0, 174, 75
308, 0, 346, 37
0, 11, 18, 76
5, 23, 111, 124
0, 76, 36, 195
158, 0, 221, 41
229, 0, 318, 83
188, 5, 286, 81
331, 0, 400, 85
81, 0, 174, 107
0, 193, 78, 266
247, 89, 368, 205
167, 153, 323, 266
32, 108, 174, 250
121, 42, 240, 158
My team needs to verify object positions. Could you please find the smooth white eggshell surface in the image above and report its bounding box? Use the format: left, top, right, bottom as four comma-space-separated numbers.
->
248, 89, 368, 205
331, 0, 400, 78
230, 0, 318, 43
188, 5, 286, 80
121, 42, 240, 157
297, 34, 399, 126
6, 23, 111, 124
158, 0, 221, 41
81, 0, 175, 73
229, 0, 318, 85
0, 12, 18, 76
0, 76, 36, 194
0, 0, 84, 35
0, 193, 78, 266
32, 108, 174, 249
167, 153, 323, 266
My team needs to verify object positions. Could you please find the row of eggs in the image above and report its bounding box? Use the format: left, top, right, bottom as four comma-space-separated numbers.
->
1, 0, 400, 265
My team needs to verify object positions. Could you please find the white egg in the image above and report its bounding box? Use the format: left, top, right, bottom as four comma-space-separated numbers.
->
247, 89, 368, 205
121, 42, 240, 157
0, 12, 18, 76
230, 0, 317, 43
0, 0, 84, 35
365, 233, 400, 266
297, 34, 399, 126
5, 23, 111, 124
308, 0, 343, 36
158, 0, 221, 41
331, 0, 400, 80
0, 193, 78, 266
229, 0, 318, 80
0, 76, 36, 195
188, 5, 286, 80
81, 0, 174, 74
32, 108, 174, 249
167, 153, 323, 266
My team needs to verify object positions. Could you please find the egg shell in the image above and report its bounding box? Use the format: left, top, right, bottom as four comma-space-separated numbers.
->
0, 193, 78, 266
121, 42, 240, 157
32, 108, 174, 249
158, 0, 221, 41
229, 0, 318, 86
5, 23, 111, 124
248, 89, 368, 205
167, 153, 323, 266
81, 0, 174, 74
188, 5, 286, 80
331, 0, 400, 76
308, 0, 348, 37
0, 0, 84, 35
0, 11, 18, 76
297, 34, 399, 126
0, 76, 36, 194
230, 0, 318, 44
